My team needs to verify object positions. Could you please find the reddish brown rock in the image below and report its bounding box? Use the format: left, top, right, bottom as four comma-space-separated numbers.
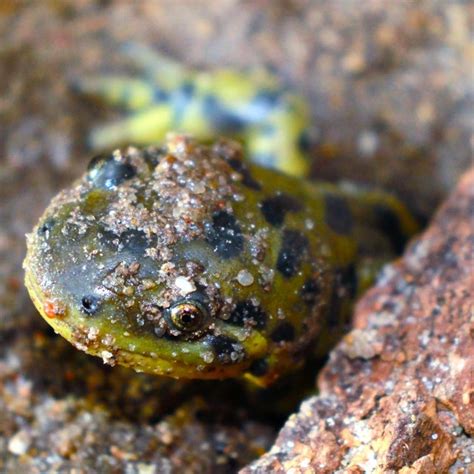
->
244, 169, 474, 473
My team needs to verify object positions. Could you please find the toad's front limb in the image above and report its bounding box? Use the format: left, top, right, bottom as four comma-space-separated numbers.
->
76, 43, 311, 177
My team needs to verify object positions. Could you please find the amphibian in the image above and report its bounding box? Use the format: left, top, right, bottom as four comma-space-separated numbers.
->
24, 46, 418, 386
24, 134, 418, 387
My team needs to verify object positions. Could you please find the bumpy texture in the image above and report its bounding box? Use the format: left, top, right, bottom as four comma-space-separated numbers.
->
24, 136, 417, 386
245, 169, 474, 473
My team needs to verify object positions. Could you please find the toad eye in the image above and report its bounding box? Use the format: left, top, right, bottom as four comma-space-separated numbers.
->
168, 301, 208, 332
87, 153, 136, 189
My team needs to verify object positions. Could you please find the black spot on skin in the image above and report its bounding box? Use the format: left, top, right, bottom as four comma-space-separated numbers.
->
180, 82, 195, 97
300, 277, 321, 306
229, 300, 267, 329
38, 218, 55, 238
80, 295, 100, 315
205, 211, 244, 259
251, 90, 281, 116
260, 193, 302, 227
100, 229, 156, 257
100, 230, 120, 248
324, 194, 353, 235
373, 204, 407, 254
203, 95, 245, 132
142, 146, 167, 168
271, 322, 295, 343
87, 154, 136, 189
119, 229, 155, 256
173, 81, 196, 123
276, 230, 309, 278
153, 88, 169, 102
206, 335, 245, 364
297, 130, 312, 153
227, 158, 262, 190
248, 358, 269, 376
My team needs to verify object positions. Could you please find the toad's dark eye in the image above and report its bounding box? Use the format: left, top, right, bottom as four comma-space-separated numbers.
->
168, 301, 208, 332
87, 153, 136, 189
81, 295, 100, 315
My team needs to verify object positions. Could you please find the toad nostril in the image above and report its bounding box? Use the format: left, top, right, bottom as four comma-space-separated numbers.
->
81, 295, 100, 315
87, 153, 136, 189
38, 218, 55, 238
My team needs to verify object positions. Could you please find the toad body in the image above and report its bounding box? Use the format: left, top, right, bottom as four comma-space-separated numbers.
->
24, 135, 418, 387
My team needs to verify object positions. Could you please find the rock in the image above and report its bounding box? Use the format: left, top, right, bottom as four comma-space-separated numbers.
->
8, 430, 31, 456
244, 169, 474, 473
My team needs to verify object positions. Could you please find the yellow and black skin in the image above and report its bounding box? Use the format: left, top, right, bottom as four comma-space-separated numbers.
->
24, 47, 419, 387
76, 43, 311, 178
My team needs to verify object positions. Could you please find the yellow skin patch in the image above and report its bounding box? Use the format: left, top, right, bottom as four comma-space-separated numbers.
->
76, 43, 311, 177
24, 136, 418, 387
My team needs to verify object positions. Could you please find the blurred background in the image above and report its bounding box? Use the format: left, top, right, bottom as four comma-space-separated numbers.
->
0, 1, 472, 472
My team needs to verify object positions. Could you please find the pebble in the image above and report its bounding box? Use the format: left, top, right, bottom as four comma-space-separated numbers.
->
202, 351, 215, 363
174, 276, 196, 296
236, 269, 254, 286
8, 430, 31, 455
